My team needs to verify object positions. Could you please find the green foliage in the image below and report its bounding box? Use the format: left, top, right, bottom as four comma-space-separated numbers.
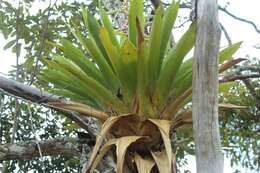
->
0, 0, 259, 172
219, 58, 260, 171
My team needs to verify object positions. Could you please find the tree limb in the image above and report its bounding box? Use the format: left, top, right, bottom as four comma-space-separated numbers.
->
220, 74, 260, 83
0, 137, 116, 172
0, 138, 83, 161
0, 76, 98, 137
218, 6, 260, 34
178, 3, 260, 34
220, 23, 232, 46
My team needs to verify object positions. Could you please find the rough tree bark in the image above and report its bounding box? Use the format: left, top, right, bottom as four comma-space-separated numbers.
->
0, 76, 98, 138
192, 0, 223, 173
0, 138, 83, 161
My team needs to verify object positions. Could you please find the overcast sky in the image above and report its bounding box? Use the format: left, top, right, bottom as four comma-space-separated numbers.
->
0, 0, 259, 172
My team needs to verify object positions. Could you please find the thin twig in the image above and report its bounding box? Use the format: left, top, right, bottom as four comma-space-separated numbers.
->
219, 6, 260, 34
27, 104, 46, 173
28, 0, 58, 85
177, 3, 260, 34
220, 74, 260, 83
11, 0, 21, 144
220, 23, 232, 46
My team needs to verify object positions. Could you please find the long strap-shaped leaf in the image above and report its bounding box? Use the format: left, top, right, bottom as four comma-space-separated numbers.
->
45, 61, 106, 105
60, 39, 105, 85
149, 119, 172, 173
52, 56, 127, 112
151, 151, 172, 173
169, 42, 243, 102
84, 139, 117, 173
48, 101, 109, 121
155, 23, 196, 110
120, 40, 137, 96
99, 28, 124, 83
82, 7, 112, 67
173, 103, 246, 130
136, 18, 154, 117
163, 58, 246, 119
147, 5, 163, 87
116, 136, 143, 173
173, 41, 242, 85
100, 8, 119, 48
51, 89, 101, 109
128, 0, 144, 46
100, 27, 137, 105
41, 69, 102, 109
159, 2, 179, 64
82, 35, 121, 93
69, 23, 120, 92
86, 115, 124, 171
134, 153, 155, 173
171, 58, 246, 102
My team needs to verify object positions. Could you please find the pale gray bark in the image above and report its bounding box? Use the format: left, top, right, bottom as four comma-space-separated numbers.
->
192, 0, 223, 173
0, 76, 98, 137
0, 138, 81, 161
0, 138, 115, 172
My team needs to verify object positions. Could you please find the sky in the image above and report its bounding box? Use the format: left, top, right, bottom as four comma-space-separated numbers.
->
0, 0, 260, 172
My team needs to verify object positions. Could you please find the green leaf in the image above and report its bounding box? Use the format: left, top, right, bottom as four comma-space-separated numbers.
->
170, 70, 192, 100
120, 39, 137, 94
169, 42, 242, 101
128, 0, 144, 46
100, 8, 119, 47
3, 39, 16, 50
136, 19, 154, 117
49, 56, 127, 112
52, 89, 101, 109
99, 27, 122, 76
147, 5, 163, 87
99, 27, 135, 104
156, 23, 196, 108
12, 43, 21, 57
59, 39, 106, 86
219, 82, 237, 93
41, 68, 101, 106
219, 41, 242, 63
160, 2, 179, 62
70, 24, 120, 93
42, 70, 95, 103
81, 7, 112, 67
82, 36, 120, 93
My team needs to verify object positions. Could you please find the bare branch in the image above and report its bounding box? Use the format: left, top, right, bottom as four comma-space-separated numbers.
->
0, 138, 82, 161
178, 3, 260, 34
219, 6, 260, 34
0, 76, 99, 137
220, 23, 232, 45
220, 74, 260, 83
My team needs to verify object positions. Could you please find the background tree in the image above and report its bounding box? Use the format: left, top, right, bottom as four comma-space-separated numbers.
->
0, 0, 259, 172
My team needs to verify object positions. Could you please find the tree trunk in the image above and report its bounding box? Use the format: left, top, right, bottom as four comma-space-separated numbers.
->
192, 0, 223, 173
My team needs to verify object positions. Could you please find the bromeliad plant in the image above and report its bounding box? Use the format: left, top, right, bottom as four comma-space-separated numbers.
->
41, 1, 244, 173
